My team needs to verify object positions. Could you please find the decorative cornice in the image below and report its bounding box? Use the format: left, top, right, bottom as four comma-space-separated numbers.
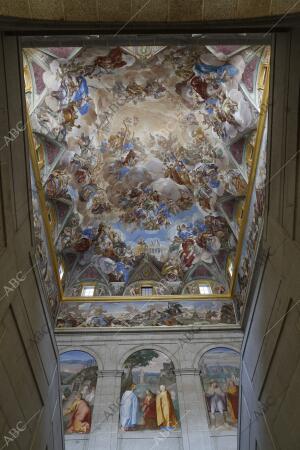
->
98, 369, 124, 378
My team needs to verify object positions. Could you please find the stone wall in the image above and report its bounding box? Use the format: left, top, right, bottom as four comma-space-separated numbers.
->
238, 28, 300, 450
0, 0, 300, 22
0, 34, 64, 450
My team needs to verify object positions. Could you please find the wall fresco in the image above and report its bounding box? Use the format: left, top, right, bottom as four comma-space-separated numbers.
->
60, 350, 97, 434
120, 350, 180, 431
200, 347, 240, 429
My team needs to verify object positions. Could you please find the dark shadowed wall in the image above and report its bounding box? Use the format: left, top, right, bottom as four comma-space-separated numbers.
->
239, 27, 300, 450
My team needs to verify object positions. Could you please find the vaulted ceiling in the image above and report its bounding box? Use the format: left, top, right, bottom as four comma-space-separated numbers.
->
1, 0, 300, 22
24, 43, 269, 303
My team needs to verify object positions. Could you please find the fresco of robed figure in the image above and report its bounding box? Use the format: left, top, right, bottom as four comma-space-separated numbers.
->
200, 347, 240, 429
60, 350, 98, 434
120, 350, 180, 431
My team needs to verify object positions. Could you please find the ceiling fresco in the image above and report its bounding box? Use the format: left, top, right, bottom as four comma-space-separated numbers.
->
23, 43, 270, 302
30, 166, 60, 318
56, 299, 237, 329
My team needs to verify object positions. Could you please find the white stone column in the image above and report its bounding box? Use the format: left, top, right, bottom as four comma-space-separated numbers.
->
87, 369, 123, 450
109, 369, 123, 450
175, 368, 213, 450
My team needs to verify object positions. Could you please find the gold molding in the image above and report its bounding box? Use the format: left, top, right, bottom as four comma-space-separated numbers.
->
62, 294, 232, 303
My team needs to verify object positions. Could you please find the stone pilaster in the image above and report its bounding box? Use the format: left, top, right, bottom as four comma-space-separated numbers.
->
175, 368, 213, 450
88, 369, 123, 450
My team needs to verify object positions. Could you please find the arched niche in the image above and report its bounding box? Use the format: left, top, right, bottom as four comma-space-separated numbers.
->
181, 278, 226, 295
119, 349, 180, 432
199, 347, 240, 430
59, 350, 98, 435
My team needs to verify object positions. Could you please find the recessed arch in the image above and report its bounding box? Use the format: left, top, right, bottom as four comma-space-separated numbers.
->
193, 343, 241, 369
59, 345, 104, 370
119, 348, 180, 431
199, 346, 240, 430
119, 344, 180, 370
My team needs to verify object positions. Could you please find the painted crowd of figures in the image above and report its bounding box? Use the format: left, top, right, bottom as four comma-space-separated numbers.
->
56, 300, 236, 329
25, 44, 264, 297
235, 127, 267, 314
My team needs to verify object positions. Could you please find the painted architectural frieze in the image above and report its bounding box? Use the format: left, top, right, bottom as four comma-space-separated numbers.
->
56, 300, 237, 329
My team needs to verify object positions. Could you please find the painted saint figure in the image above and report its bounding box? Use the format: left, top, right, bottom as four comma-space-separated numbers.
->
142, 390, 157, 429
226, 380, 239, 424
156, 385, 178, 430
63, 393, 92, 433
120, 384, 139, 431
207, 381, 227, 428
